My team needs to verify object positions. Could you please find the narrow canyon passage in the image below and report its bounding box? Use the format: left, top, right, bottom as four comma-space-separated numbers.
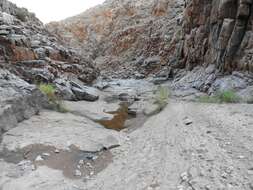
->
1, 80, 253, 190
1, 0, 253, 189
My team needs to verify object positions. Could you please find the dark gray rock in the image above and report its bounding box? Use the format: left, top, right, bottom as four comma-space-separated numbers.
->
71, 86, 99, 102
0, 69, 46, 137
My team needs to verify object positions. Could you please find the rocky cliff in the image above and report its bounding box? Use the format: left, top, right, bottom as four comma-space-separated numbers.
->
0, 0, 98, 86
0, 0, 100, 133
47, 0, 184, 78
180, 0, 253, 73
47, 0, 253, 82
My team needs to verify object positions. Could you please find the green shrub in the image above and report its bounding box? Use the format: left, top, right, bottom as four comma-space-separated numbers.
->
216, 90, 240, 103
39, 84, 68, 113
154, 86, 170, 109
198, 90, 240, 104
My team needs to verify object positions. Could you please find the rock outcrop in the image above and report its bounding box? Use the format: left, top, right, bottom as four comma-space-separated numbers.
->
0, 0, 102, 135
47, 0, 253, 81
179, 0, 253, 73
47, 0, 184, 78
0, 69, 46, 138
0, 0, 99, 90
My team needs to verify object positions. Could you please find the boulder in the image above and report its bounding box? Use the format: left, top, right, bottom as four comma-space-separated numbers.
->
0, 69, 46, 137
71, 86, 99, 102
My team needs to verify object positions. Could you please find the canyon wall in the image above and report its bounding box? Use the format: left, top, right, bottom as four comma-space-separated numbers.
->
180, 0, 253, 73
0, 0, 98, 85
47, 0, 184, 78
48, 0, 253, 78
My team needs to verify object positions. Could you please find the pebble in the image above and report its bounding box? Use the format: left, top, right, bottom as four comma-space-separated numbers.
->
237, 155, 245, 159
54, 149, 60, 153
180, 172, 190, 182
42, 153, 50, 157
79, 160, 84, 165
92, 156, 98, 161
35, 155, 44, 161
184, 118, 193, 125
74, 170, 82, 177
86, 163, 93, 168
248, 168, 253, 175
31, 165, 36, 171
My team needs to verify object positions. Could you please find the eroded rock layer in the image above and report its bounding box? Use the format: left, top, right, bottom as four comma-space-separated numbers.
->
180, 0, 253, 73
47, 0, 184, 78
0, 0, 98, 85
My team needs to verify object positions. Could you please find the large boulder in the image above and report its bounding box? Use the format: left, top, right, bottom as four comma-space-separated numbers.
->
0, 69, 46, 137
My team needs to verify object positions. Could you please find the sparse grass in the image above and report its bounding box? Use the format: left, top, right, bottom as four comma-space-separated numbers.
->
154, 86, 170, 110
39, 84, 68, 113
198, 90, 240, 104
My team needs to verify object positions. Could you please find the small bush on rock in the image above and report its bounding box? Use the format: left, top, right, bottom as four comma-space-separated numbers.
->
216, 90, 240, 103
39, 84, 68, 113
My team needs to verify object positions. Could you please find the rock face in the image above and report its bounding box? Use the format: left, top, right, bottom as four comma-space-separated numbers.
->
47, 0, 253, 81
0, 69, 46, 138
47, 0, 184, 78
0, 0, 99, 85
179, 0, 253, 73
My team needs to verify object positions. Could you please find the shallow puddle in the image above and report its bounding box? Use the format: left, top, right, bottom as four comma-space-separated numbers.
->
96, 103, 134, 131
0, 144, 112, 179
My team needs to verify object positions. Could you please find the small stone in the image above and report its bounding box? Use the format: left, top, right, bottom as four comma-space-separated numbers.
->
35, 155, 44, 161
42, 153, 50, 157
90, 171, 94, 176
31, 165, 36, 171
237, 155, 245, 159
221, 172, 228, 179
74, 170, 82, 177
79, 160, 84, 165
180, 172, 189, 182
86, 162, 93, 168
54, 149, 60, 153
184, 118, 193, 125
92, 156, 98, 160
77, 165, 81, 169
248, 168, 253, 175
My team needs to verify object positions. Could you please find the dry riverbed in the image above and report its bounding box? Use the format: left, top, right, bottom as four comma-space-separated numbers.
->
0, 80, 253, 190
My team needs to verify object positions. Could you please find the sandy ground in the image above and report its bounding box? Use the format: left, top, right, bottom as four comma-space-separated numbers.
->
83, 101, 253, 190
0, 80, 253, 190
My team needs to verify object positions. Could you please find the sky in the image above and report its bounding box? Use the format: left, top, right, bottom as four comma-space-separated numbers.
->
9, 0, 105, 23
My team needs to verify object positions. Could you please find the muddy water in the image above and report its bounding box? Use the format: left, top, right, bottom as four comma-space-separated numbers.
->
0, 144, 112, 179
96, 103, 148, 132
96, 104, 130, 131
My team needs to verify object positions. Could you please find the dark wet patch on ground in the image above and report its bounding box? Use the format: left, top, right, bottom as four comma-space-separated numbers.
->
96, 100, 149, 132
0, 144, 112, 180
96, 103, 133, 131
